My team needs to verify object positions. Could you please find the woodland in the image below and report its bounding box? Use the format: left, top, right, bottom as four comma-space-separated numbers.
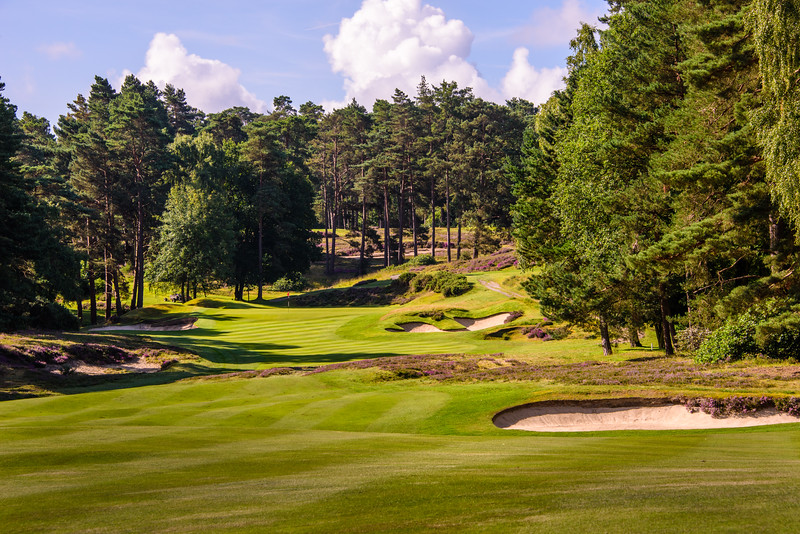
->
2, 0, 800, 364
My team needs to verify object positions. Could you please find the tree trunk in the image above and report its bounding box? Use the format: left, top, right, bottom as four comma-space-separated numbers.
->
359, 193, 367, 275
77, 299, 83, 322
257, 213, 263, 300
410, 175, 418, 257
445, 172, 451, 262
89, 271, 97, 326
770, 212, 779, 274
130, 245, 138, 312
660, 288, 675, 356
104, 247, 111, 321
136, 199, 144, 309
599, 315, 613, 356
329, 192, 338, 274
383, 183, 390, 267
323, 177, 330, 271
430, 175, 436, 259
457, 221, 462, 260
397, 178, 405, 265
113, 268, 122, 317
472, 222, 480, 260
628, 327, 642, 348
655, 320, 665, 349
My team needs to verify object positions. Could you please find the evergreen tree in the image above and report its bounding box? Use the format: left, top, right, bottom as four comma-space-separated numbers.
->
0, 78, 80, 330
108, 75, 171, 310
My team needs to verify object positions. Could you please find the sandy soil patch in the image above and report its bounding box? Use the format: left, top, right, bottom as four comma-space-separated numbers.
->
494, 400, 800, 432
392, 313, 512, 333
89, 317, 197, 332
58, 356, 162, 375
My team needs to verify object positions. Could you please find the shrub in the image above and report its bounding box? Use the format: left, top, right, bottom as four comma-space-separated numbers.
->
28, 301, 80, 331
755, 313, 800, 360
409, 273, 433, 293
397, 272, 416, 285
694, 301, 800, 363
675, 326, 712, 353
272, 272, 308, 292
431, 272, 471, 297
406, 254, 437, 267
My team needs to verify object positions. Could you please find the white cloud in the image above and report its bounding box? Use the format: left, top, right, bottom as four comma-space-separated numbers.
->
515, 0, 603, 47
38, 42, 81, 60
133, 33, 267, 114
501, 48, 566, 105
323, 0, 584, 109
323, 0, 498, 108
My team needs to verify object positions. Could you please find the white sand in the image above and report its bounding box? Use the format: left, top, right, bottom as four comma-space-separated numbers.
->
454, 313, 512, 331
494, 403, 800, 432
395, 322, 448, 333
393, 312, 512, 333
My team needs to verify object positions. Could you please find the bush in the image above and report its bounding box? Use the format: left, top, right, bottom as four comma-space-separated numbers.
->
398, 272, 416, 285
755, 313, 800, 360
694, 300, 800, 363
28, 301, 80, 331
272, 272, 308, 292
407, 271, 471, 297
406, 254, 437, 267
432, 272, 471, 297
675, 326, 712, 353
409, 273, 433, 293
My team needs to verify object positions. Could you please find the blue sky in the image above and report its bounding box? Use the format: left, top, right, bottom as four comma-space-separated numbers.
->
1, 0, 608, 126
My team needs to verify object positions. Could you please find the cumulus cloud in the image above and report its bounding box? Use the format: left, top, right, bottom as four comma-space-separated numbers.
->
323, 0, 584, 109
132, 33, 267, 114
501, 48, 567, 105
323, 0, 498, 108
515, 0, 604, 47
38, 42, 81, 60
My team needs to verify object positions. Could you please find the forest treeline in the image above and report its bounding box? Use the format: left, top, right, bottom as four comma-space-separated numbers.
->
511, 0, 800, 359
3, 0, 800, 363
0, 72, 531, 330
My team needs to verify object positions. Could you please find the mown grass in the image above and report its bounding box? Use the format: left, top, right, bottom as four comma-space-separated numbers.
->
4, 269, 800, 532
3, 371, 800, 532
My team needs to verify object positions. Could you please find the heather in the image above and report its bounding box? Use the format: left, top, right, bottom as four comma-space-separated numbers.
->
305, 353, 800, 392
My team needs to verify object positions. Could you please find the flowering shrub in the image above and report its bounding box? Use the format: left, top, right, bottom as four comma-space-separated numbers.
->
504, 311, 523, 323
774, 396, 800, 417
65, 343, 133, 364
448, 252, 518, 273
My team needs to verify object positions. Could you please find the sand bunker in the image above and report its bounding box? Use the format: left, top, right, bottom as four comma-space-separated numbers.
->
494, 400, 800, 432
454, 313, 512, 330
90, 317, 197, 332
71, 356, 161, 375
393, 313, 512, 333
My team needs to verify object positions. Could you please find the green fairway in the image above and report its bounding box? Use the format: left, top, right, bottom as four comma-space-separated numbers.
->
3, 371, 800, 532
3, 272, 800, 532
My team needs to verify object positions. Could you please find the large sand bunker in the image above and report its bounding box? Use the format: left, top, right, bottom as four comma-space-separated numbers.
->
494, 399, 800, 432
393, 313, 512, 333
